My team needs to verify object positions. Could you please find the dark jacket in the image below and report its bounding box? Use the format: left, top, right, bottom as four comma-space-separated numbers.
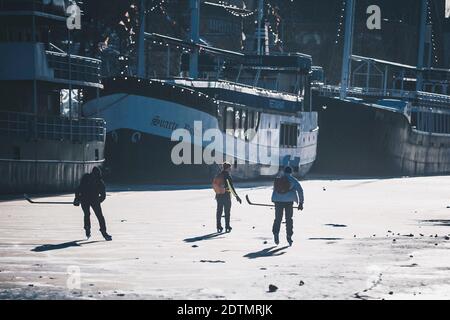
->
75, 173, 106, 204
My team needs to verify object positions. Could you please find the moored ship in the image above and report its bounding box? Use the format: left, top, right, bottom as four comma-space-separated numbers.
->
0, 0, 106, 193
83, 0, 319, 183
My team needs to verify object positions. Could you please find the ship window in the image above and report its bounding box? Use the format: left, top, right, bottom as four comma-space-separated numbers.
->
234, 109, 241, 131
254, 112, 260, 130
222, 107, 226, 131
225, 107, 234, 130
240, 110, 247, 140
242, 110, 247, 131
234, 109, 240, 138
248, 111, 254, 129
411, 112, 418, 127
243, 111, 261, 141
287, 125, 291, 146
291, 126, 297, 146
286, 125, 290, 146
245, 111, 254, 141
280, 123, 298, 148
217, 105, 225, 131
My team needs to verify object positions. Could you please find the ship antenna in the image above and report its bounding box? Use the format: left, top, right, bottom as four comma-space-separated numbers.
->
416, 0, 428, 92
190, 0, 200, 79
256, 0, 264, 55
340, 0, 355, 99
137, 0, 146, 78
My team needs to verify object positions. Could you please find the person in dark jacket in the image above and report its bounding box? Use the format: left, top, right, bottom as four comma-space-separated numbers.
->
215, 162, 242, 233
74, 167, 112, 241
271, 166, 304, 246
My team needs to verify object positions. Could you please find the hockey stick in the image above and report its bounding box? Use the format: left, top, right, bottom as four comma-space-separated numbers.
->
245, 195, 299, 209
24, 194, 74, 205
245, 195, 275, 207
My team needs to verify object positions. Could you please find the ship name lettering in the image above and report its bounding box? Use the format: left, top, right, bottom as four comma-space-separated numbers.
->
151, 116, 178, 131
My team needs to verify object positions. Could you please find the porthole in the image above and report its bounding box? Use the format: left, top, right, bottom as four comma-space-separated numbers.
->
131, 132, 142, 144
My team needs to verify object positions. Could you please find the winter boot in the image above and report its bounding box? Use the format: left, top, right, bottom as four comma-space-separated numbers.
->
274, 233, 280, 245
101, 231, 112, 241
287, 236, 293, 247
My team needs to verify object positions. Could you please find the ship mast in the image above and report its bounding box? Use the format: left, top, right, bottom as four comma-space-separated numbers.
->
189, 0, 200, 79
340, 0, 356, 99
416, 0, 428, 91
137, 0, 146, 78
256, 0, 264, 55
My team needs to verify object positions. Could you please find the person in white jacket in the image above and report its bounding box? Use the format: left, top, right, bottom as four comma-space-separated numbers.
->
271, 166, 304, 246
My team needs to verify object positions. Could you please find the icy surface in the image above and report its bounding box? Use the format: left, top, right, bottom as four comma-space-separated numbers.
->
2, 176, 450, 300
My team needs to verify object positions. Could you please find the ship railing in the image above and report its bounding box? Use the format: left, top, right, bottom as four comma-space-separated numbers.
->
0, 111, 106, 143
410, 108, 450, 135
46, 51, 102, 85
170, 78, 301, 101
317, 85, 415, 99
416, 91, 450, 107
318, 85, 450, 106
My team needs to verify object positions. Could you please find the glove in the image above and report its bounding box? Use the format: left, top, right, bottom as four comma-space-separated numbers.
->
236, 196, 242, 204
73, 198, 80, 207
298, 203, 304, 211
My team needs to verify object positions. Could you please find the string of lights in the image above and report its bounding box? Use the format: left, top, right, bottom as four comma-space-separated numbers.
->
334, 0, 346, 45
427, 0, 439, 65
213, 0, 255, 18
265, 2, 282, 46
150, 39, 193, 54
147, 0, 165, 13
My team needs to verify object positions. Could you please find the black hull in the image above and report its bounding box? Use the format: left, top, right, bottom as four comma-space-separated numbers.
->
312, 92, 450, 176
105, 129, 314, 184
0, 159, 104, 194
0, 136, 105, 194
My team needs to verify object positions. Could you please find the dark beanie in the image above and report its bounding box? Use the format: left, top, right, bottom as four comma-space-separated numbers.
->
92, 166, 102, 178
284, 166, 293, 174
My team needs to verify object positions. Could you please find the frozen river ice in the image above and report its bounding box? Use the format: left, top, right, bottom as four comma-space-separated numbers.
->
1, 176, 450, 300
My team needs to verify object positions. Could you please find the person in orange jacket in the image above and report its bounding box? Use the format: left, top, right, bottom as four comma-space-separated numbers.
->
212, 162, 242, 233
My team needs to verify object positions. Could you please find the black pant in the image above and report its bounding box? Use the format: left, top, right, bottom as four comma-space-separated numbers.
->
273, 202, 294, 238
81, 201, 107, 233
216, 193, 232, 229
